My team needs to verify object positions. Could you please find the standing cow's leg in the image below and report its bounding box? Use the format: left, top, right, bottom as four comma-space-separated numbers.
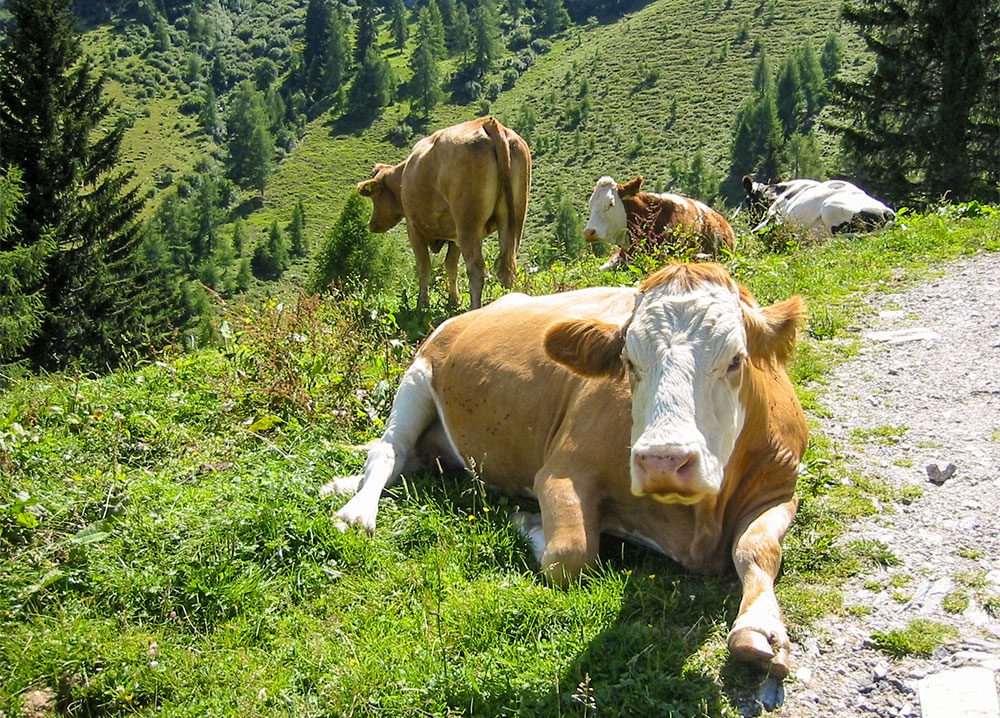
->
458, 233, 486, 310
494, 215, 517, 290
332, 358, 439, 533
728, 498, 797, 678
407, 227, 433, 309
515, 470, 602, 586
444, 241, 462, 307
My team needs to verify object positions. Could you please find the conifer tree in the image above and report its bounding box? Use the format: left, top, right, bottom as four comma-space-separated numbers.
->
410, 6, 444, 118
449, 3, 473, 60
469, 0, 501, 77
832, 0, 1000, 202
0, 167, 51, 361
795, 41, 825, 118
424, 0, 447, 60
349, 49, 396, 118
199, 85, 222, 139
322, 6, 352, 106
225, 81, 274, 192
0, 0, 162, 367
776, 54, 804, 138
390, 0, 408, 50
537, 0, 570, 36
820, 32, 842, 79
354, 0, 379, 66
232, 218, 248, 256
309, 193, 400, 297
752, 49, 772, 93
287, 200, 308, 257
304, 0, 332, 69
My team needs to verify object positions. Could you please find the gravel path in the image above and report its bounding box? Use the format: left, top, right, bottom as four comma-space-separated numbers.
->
764, 251, 1000, 717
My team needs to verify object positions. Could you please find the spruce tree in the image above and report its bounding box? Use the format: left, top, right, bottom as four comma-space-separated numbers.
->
469, 0, 501, 77
0, 167, 51, 361
287, 200, 308, 257
795, 41, 825, 118
537, 0, 570, 36
390, 0, 408, 50
424, 0, 447, 60
0, 0, 162, 367
833, 0, 1000, 202
349, 49, 396, 118
354, 0, 379, 66
449, 3, 473, 61
776, 55, 804, 138
321, 6, 352, 106
410, 7, 444, 118
820, 32, 842, 79
225, 81, 274, 192
304, 0, 332, 70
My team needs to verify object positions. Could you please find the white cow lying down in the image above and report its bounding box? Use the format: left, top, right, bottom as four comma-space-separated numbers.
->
753, 179, 895, 236
323, 262, 809, 677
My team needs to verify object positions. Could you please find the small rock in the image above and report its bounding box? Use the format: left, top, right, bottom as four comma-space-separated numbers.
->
873, 663, 889, 681
926, 463, 957, 485
756, 677, 785, 710
796, 667, 813, 684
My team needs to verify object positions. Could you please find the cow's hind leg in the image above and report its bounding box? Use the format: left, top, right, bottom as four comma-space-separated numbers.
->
458, 233, 486, 309
728, 499, 797, 678
444, 241, 462, 307
333, 358, 439, 533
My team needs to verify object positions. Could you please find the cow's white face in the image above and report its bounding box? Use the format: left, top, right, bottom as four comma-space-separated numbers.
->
544, 264, 803, 506
584, 177, 628, 246
622, 278, 747, 503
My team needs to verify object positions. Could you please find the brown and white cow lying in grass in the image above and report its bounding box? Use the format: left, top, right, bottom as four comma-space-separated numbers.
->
325, 263, 807, 677
584, 176, 736, 270
357, 116, 531, 310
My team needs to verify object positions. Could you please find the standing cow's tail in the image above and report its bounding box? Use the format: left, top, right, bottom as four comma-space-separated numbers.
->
483, 116, 525, 289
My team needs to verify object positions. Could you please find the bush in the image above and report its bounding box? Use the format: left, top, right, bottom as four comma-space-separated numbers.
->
309, 194, 403, 300
529, 38, 551, 54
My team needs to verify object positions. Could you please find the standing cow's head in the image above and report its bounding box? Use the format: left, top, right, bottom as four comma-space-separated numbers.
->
356, 163, 404, 233
544, 263, 803, 504
583, 176, 644, 246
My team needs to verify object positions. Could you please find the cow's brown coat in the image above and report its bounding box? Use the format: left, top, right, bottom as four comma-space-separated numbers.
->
357, 116, 531, 309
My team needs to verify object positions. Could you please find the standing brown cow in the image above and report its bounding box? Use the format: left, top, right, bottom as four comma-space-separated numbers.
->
584, 175, 736, 270
356, 116, 531, 310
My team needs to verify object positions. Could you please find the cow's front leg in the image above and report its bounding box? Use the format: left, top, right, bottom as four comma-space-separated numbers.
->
531, 472, 602, 586
407, 228, 433, 309
728, 498, 797, 678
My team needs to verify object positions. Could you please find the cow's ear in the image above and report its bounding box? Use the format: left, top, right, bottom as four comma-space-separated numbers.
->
357, 177, 381, 197
742, 175, 754, 193
744, 296, 805, 364
617, 176, 644, 198
544, 319, 626, 379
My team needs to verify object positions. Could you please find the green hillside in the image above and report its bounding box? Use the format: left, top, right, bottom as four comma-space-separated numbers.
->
86, 0, 865, 269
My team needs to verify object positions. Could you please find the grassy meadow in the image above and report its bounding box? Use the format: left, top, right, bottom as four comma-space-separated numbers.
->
3, 208, 999, 716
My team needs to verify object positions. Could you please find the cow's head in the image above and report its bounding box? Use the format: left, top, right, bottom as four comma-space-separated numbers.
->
544, 263, 803, 504
356, 163, 404, 233
742, 175, 778, 226
583, 176, 644, 246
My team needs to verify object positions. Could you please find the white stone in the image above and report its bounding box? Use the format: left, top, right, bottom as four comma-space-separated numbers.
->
866, 327, 942, 344
918, 667, 1000, 718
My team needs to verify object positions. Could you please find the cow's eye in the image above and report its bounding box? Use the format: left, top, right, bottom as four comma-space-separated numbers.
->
727, 354, 744, 372
607, 199, 615, 209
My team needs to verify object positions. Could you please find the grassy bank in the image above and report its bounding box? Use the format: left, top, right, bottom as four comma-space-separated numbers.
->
2, 209, 998, 716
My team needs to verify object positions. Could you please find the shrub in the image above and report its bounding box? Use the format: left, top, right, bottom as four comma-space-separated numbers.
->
309, 193, 403, 300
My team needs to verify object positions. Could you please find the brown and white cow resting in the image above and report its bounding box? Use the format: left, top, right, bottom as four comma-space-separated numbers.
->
326, 262, 807, 677
584, 176, 736, 270
357, 116, 531, 309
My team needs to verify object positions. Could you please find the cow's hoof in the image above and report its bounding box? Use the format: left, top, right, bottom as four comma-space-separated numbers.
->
334, 500, 377, 535
320, 475, 362, 497
728, 627, 790, 679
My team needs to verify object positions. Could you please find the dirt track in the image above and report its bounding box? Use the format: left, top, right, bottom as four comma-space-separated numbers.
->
760, 251, 1000, 717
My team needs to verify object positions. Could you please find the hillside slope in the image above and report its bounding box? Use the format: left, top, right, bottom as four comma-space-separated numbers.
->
87, 0, 865, 266
254, 0, 862, 259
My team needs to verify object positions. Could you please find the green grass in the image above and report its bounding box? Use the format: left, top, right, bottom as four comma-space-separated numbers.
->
2, 210, 999, 714
871, 620, 959, 658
